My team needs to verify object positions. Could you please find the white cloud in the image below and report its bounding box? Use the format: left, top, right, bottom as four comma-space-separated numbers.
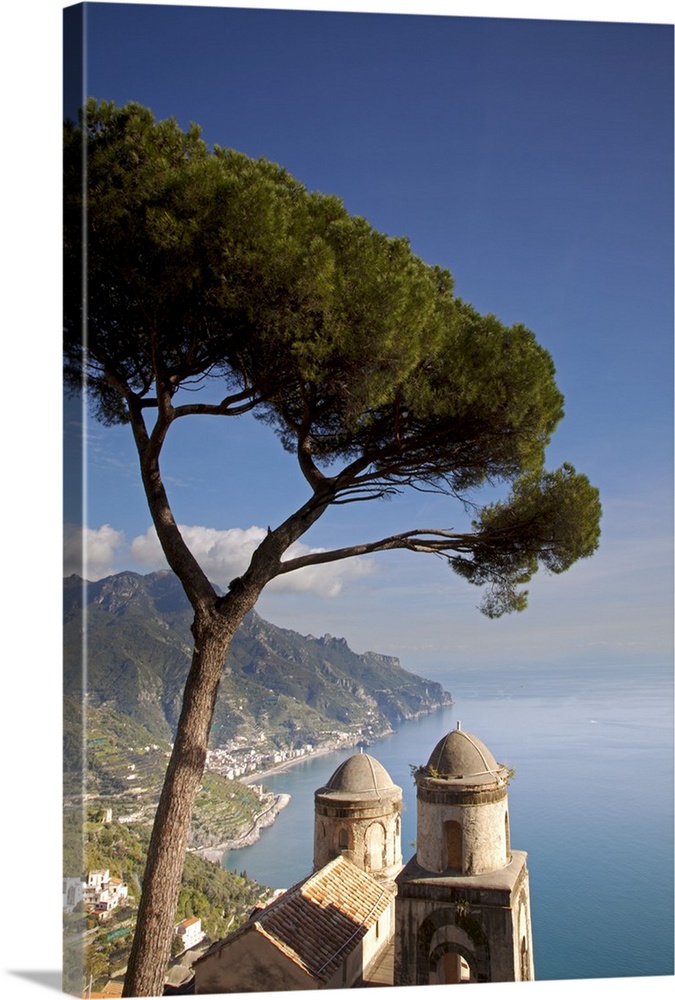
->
267, 549, 375, 598
64, 523, 126, 580
130, 523, 376, 597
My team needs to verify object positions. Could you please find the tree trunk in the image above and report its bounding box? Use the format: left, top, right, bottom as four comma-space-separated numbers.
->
122, 609, 242, 997
119, 479, 327, 995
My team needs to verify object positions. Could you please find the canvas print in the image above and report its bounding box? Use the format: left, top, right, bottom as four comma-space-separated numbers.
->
62, 2, 673, 998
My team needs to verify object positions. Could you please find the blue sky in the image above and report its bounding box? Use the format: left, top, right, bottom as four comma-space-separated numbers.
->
61, 1, 673, 683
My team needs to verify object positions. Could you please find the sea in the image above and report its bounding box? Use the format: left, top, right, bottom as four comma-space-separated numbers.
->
221, 662, 674, 984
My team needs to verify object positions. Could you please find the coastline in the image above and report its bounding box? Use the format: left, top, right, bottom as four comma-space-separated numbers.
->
237, 700, 452, 785
196, 702, 452, 863
239, 739, 364, 785
193, 734, 383, 863
193, 792, 291, 864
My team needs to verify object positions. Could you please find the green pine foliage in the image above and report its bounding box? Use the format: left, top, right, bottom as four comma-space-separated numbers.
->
65, 100, 601, 619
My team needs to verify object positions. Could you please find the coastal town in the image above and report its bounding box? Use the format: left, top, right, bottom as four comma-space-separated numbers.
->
62, 573, 452, 997
65, 870, 206, 952
204, 725, 375, 782
63, 725, 381, 995
64, 866, 214, 997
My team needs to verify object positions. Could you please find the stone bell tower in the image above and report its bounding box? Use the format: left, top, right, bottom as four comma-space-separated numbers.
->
395, 723, 534, 984
313, 751, 403, 880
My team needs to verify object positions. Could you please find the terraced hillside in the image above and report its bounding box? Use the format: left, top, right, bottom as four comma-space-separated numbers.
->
64, 698, 277, 850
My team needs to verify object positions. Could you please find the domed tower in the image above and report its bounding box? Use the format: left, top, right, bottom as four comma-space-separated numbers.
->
313, 751, 403, 880
417, 724, 511, 875
395, 723, 534, 985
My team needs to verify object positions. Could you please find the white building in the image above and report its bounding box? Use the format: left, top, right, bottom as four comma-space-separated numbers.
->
175, 915, 205, 953
87, 869, 110, 891
83, 870, 129, 915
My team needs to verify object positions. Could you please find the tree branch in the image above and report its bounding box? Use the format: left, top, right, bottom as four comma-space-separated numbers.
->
297, 415, 329, 492
171, 397, 262, 419
275, 527, 477, 575
125, 399, 217, 613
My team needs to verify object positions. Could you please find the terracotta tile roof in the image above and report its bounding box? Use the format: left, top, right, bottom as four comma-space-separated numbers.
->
196, 856, 394, 984
178, 916, 201, 928
83, 983, 123, 998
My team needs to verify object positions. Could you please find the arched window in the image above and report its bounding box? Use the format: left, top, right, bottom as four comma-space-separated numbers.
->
444, 820, 462, 872
520, 936, 530, 980
366, 822, 386, 870
517, 893, 531, 980
338, 828, 349, 851
429, 944, 475, 984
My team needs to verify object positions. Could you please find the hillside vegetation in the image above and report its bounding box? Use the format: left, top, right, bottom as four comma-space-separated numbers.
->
64, 570, 452, 751
63, 569, 452, 994
63, 813, 269, 995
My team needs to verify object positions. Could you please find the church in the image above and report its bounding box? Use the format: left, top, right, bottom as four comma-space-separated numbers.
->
193, 723, 534, 991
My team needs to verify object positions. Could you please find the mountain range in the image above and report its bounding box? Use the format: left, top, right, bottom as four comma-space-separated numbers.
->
63, 570, 452, 750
